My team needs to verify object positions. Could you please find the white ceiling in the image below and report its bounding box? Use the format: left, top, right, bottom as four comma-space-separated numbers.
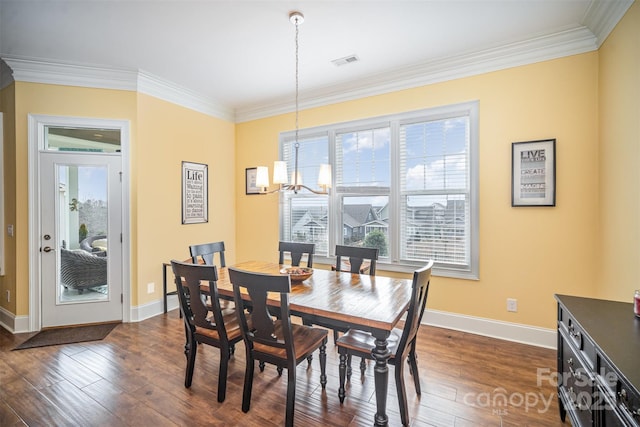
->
0, 0, 634, 122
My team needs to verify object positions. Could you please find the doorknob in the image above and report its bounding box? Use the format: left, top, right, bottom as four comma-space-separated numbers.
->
42, 246, 55, 253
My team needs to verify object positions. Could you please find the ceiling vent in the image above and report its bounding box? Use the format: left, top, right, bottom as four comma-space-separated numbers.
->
331, 55, 360, 67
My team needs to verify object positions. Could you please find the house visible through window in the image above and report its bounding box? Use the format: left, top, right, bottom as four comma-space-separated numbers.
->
279, 101, 478, 279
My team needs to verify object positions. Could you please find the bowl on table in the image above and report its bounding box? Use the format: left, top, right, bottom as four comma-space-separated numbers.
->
280, 267, 313, 282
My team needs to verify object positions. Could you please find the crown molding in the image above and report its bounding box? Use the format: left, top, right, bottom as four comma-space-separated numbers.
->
0, 56, 234, 122
136, 71, 234, 121
234, 26, 598, 122
582, 0, 634, 46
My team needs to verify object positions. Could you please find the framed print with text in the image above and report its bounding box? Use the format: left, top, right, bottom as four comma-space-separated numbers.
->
182, 161, 208, 224
512, 139, 556, 207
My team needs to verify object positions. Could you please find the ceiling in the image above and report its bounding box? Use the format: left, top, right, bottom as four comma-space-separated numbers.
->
0, 1, 634, 122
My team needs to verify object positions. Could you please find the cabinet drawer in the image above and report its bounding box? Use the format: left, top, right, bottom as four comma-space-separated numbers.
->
560, 336, 594, 424
616, 377, 640, 424
558, 304, 596, 368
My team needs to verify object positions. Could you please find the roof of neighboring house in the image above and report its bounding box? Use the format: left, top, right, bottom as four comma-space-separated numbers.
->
344, 204, 376, 225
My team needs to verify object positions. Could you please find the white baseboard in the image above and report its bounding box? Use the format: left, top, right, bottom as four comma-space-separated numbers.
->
0, 306, 30, 333
2, 296, 556, 350
423, 309, 556, 349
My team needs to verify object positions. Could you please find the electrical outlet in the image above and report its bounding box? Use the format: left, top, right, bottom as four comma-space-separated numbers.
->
6, 290, 10, 302
147, 282, 155, 294
7, 225, 14, 237
507, 298, 517, 312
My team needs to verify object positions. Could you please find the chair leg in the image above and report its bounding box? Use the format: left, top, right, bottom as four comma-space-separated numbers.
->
360, 357, 366, 376
319, 339, 327, 389
277, 366, 284, 376
338, 352, 347, 403
346, 354, 352, 381
395, 357, 410, 427
333, 329, 339, 345
217, 347, 229, 403
285, 364, 296, 427
242, 355, 254, 413
408, 342, 421, 395
259, 361, 266, 372
184, 339, 197, 388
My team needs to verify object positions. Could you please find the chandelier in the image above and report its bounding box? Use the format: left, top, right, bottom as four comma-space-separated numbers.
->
256, 11, 332, 195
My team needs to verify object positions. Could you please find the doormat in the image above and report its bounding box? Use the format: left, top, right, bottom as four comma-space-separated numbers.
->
12, 322, 119, 350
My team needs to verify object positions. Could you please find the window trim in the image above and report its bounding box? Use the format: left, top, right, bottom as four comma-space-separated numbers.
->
279, 100, 479, 280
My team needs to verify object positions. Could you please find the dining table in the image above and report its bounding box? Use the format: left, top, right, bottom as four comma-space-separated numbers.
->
211, 260, 414, 427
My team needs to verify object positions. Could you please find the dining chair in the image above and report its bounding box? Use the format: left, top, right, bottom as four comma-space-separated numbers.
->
189, 241, 234, 317
327, 245, 380, 342
278, 241, 315, 267
336, 260, 433, 426
189, 241, 226, 267
333, 244, 379, 275
170, 260, 244, 403
228, 267, 328, 427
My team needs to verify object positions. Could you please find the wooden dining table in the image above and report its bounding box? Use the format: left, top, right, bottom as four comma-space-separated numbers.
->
211, 260, 414, 427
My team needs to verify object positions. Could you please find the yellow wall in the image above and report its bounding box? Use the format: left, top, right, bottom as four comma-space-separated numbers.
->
0, 83, 16, 315
135, 93, 236, 306
598, 2, 640, 301
236, 53, 601, 330
2, 83, 235, 317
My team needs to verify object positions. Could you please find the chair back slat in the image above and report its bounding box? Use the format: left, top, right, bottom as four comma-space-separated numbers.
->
171, 260, 227, 340
335, 245, 379, 276
189, 241, 226, 267
278, 241, 315, 267
229, 268, 292, 351
396, 260, 433, 359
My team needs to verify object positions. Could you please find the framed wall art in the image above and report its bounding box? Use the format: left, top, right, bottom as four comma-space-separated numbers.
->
182, 161, 208, 224
245, 167, 260, 195
512, 139, 556, 207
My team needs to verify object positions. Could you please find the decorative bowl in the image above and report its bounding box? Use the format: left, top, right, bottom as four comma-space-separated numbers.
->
280, 267, 313, 282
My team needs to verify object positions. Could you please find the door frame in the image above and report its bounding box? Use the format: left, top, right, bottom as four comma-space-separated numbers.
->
28, 114, 131, 332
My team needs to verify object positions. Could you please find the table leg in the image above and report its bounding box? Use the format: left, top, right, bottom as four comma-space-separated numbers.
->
372, 331, 391, 427
163, 263, 169, 313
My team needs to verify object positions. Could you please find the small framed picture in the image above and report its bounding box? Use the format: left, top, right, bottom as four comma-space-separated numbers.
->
245, 167, 260, 195
182, 161, 208, 224
512, 139, 556, 207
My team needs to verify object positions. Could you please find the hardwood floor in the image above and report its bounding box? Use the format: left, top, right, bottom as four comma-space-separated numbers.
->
0, 312, 565, 426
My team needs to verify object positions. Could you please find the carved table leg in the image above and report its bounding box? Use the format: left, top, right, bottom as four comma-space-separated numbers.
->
372, 332, 391, 427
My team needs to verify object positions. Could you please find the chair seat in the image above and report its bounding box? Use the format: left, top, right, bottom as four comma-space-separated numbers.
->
253, 321, 328, 363
196, 311, 245, 342
336, 328, 402, 358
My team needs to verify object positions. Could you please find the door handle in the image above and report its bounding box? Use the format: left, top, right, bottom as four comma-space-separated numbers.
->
42, 246, 55, 253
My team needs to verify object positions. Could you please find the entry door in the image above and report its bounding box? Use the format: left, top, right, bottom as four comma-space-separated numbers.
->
40, 152, 122, 327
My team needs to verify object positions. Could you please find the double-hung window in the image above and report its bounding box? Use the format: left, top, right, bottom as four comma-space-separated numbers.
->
279, 101, 478, 279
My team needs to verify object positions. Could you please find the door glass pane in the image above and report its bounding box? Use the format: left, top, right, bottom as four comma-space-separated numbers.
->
46, 127, 121, 153
58, 164, 109, 303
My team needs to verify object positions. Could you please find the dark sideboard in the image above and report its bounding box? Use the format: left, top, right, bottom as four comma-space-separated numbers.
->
556, 294, 640, 426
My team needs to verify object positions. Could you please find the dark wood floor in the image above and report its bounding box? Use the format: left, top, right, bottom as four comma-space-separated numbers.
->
0, 311, 565, 426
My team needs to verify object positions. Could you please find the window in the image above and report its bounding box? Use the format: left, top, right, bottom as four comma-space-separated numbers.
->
279, 101, 478, 279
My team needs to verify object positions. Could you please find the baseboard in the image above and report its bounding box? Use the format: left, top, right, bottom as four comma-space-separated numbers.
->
423, 309, 556, 349
5, 295, 555, 349
130, 294, 179, 322
0, 306, 30, 333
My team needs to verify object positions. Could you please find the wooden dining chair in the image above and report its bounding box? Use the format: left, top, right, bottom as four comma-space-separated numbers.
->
278, 241, 315, 267
333, 244, 379, 275
189, 241, 226, 267
228, 267, 328, 427
336, 260, 433, 426
170, 260, 243, 403
325, 245, 380, 343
